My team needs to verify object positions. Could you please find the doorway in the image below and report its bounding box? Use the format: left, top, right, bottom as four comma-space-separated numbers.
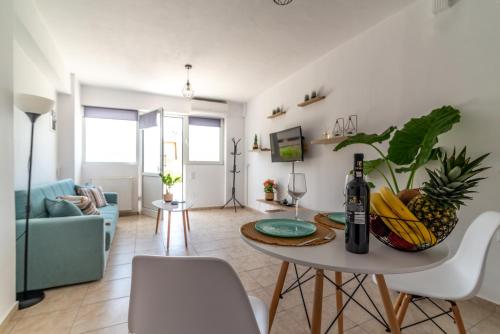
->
141, 110, 184, 216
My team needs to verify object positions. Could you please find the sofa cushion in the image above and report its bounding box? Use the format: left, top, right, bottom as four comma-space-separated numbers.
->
45, 198, 83, 218
15, 179, 77, 220
58, 195, 100, 215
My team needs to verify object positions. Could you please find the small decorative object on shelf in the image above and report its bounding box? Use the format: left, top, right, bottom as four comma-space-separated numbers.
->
304, 94, 310, 101
345, 115, 358, 136
311, 90, 317, 99
252, 134, 259, 150
267, 107, 286, 118
160, 173, 181, 202
264, 179, 277, 201
333, 118, 344, 137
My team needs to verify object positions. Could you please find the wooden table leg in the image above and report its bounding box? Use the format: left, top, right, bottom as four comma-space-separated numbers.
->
311, 269, 324, 334
185, 210, 191, 231
375, 274, 401, 334
269, 261, 289, 331
166, 211, 171, 249
393, 292, 405, 315
182, 211, 188, 247
335, 272, 343, 334
397, 294, 411, 326
155, 208, 161, 234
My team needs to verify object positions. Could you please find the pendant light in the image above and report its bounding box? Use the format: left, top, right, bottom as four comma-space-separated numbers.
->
273, 0, 293, 5
182, 64, 194, 99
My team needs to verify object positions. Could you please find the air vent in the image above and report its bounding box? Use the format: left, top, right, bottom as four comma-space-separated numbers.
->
433, 0, 450, 14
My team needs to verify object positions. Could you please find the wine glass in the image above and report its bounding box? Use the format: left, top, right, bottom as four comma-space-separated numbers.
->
288, 173, 307, 220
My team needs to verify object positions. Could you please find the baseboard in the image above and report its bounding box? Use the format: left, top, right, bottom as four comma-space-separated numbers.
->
0, 302, 18, 332
119, 211, 139, 217
475, 294, 500, 308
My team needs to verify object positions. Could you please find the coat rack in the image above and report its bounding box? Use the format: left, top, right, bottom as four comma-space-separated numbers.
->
222, 138, 244, 212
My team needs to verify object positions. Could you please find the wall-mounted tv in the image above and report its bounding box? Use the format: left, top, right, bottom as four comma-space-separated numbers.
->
270, 126, 304, 162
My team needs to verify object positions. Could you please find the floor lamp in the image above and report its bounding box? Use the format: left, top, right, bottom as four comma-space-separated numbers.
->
14, 93, 55, 309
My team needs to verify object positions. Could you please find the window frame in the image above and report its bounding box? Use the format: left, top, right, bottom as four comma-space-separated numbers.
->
83, 116, 139, 165
184, 115, 224, 165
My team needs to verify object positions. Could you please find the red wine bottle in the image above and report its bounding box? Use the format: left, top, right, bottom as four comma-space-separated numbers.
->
345, 153, 370, 254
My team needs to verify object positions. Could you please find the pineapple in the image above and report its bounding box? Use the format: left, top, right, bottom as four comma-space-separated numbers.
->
407, 147, 489, 239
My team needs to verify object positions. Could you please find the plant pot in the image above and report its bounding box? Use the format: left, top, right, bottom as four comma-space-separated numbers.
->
265, 192, 274, 201
164, 193, 174, 202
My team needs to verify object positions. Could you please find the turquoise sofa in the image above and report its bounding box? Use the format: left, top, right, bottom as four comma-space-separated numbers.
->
15, 179, 119, 292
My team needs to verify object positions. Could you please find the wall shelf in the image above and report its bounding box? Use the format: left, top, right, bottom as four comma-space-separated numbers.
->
267, 111, 286, 119
297, 96, 326, 107
310, 136, 347, 145
249, 148, 271, 152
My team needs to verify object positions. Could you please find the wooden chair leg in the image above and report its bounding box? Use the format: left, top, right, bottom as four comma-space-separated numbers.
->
375, 274, 401, 334
155, 208, 161, 234
311, 269, 324, 334
397, 294, 412, 326
450, 301, 466, 334
166, 211, 171, 249
182, 211, 188, 247
185, 210, 191, 231
393, 292, 405, 315
335, 272, 343, 334
269, 262, 289, 331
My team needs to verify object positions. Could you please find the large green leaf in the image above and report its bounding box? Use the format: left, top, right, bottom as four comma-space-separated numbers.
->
387, 106, 460, 166
333, 126, 396, 151
394, 147, 442, 173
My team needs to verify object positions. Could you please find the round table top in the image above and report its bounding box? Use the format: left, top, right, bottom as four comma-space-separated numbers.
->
241, 210, 450, 275
152, 200, 193, 212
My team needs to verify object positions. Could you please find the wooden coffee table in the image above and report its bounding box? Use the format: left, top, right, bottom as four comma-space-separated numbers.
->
152, 200, 193, 249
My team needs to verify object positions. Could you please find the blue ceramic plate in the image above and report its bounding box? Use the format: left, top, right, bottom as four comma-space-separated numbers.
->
327, 212, 346, 225
255, 219, 317, 238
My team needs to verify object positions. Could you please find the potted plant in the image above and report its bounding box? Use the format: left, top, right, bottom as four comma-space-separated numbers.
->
159, 173, 182, 202
253, 134, 259, 150
263, 179, 277, 201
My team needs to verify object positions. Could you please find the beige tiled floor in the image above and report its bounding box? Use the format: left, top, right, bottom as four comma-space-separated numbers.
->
3, 208, 500, 333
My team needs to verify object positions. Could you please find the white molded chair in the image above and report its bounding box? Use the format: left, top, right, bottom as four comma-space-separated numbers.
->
129, 256, 268, 334
379, 211, 500, 333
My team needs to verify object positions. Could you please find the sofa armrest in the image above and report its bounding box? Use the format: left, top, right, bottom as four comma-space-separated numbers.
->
104, 192, 118, 204
16, 215, 106, 291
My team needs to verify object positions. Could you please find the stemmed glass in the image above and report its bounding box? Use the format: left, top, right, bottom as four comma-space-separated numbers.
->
288, 173, 307, 220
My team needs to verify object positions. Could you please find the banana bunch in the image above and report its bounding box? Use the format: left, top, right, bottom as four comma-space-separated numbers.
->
371, 187, 437, 247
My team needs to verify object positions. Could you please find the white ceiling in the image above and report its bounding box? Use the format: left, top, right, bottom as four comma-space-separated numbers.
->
35, 0, 416, 102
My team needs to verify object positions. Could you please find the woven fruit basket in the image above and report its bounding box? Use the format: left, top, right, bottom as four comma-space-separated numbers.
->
369, 186, 459, 252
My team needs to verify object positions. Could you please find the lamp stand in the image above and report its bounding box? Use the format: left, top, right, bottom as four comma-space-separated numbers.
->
16, 112, 45, 309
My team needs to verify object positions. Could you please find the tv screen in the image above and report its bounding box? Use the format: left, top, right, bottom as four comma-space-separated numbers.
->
270, 126, 304, 162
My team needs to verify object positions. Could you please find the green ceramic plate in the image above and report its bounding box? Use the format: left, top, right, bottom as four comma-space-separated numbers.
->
255, 219, 317, 238
327, 212, 346, 225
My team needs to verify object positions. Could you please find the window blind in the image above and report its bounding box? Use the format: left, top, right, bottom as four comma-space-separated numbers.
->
188, 116, 221, 127
139, 110, 159, 129
83, 106, 138, 121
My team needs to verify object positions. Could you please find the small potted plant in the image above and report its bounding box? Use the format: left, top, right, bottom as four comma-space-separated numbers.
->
253, 134, 259, 150
159, 173, 182, 202
263, 179, 277, 201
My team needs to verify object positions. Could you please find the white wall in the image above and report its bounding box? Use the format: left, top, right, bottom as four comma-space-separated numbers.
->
81, 85, 246, 210
0, 0, 16, 324
13, 41, 57, 189
245, 0, 500, 303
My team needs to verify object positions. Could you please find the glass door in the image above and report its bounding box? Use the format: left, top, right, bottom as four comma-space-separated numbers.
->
162, 115, 184, 200
141, 109, 163, 216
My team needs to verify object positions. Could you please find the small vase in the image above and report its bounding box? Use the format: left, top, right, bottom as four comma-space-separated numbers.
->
265, 192, 274, 201
164, 193, 173, 202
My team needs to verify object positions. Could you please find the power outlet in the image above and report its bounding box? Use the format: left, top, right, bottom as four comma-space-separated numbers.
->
191, 171, 196, 180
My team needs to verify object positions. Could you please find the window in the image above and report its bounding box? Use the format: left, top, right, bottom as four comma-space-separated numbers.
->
84, 106, 138, 163
188, 116, 223, 163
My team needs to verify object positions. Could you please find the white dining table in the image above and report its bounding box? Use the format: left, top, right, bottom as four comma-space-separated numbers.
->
241, 210, 449, 334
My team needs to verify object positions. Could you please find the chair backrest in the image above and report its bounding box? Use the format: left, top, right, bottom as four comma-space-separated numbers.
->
450, 211, 500, 299
129, 256, 261, 334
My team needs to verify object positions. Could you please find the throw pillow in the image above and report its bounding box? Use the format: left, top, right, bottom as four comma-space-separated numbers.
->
45, 198, 83, 217
58, 195, 100, 215
91, 186, 108, 208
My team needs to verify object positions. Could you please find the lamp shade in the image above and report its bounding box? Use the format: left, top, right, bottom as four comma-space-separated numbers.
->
15, 93, 54, 115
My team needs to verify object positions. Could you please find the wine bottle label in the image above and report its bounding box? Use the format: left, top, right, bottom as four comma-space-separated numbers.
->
347, 195, 366, 225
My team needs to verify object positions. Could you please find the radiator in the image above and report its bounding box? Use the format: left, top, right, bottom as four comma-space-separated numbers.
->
90, 177, 134, 211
